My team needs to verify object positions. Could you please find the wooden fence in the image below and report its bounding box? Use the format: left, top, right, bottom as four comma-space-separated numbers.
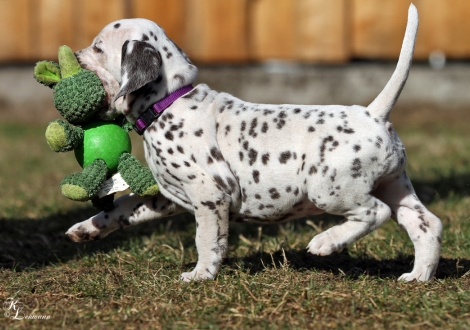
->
1, 0, 470, 63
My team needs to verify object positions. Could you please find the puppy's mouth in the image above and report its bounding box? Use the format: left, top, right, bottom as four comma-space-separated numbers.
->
75, 51, 121, 120
75, 57, 112, 99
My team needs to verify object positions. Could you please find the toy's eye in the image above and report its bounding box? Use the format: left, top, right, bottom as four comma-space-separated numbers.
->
93, 44, 103, 53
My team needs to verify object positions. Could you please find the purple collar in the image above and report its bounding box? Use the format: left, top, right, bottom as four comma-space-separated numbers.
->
133, 85, 193, 135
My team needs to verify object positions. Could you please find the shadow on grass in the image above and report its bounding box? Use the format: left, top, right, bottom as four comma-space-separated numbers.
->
1, 206, 468, 281
0, 206, 195, 271
412, 172, 470, 202
225, 248, 470, 281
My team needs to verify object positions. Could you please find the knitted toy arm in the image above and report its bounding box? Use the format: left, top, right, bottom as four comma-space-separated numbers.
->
118, 153, 160, 196
45, 119, 84, 152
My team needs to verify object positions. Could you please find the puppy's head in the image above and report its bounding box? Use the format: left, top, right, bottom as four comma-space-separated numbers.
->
75, 18, 198, 122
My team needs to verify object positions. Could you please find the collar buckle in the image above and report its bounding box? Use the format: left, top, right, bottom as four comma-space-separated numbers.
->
133, 107, 160, 135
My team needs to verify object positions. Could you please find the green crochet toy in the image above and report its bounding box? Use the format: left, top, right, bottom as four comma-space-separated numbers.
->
34, 45, 159, 210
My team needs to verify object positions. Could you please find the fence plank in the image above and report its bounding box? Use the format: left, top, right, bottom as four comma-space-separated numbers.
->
413, 0, 470, 59
250, 0, 348, 62
351, 0, 470, 60
35, 0, 76, 60
76, 0, 127, 50
0, 0, 31, 61
296, 0, 349, 62
249, 0, 296, 60
351, 0, 410, 59
132, 0, 185, 46
184, 0, 249, 62
2, 0, 470, 63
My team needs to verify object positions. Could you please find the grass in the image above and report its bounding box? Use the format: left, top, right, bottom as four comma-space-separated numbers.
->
0, 105, 469, 329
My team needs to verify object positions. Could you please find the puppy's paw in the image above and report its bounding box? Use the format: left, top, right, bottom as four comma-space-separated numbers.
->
398, 271, 431, 282
180, 268, 215, 282
307, 231, 344, 256
66, 221, 102, 242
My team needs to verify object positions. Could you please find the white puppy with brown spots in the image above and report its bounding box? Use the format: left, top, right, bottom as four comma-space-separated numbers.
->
66, 4, 442, 282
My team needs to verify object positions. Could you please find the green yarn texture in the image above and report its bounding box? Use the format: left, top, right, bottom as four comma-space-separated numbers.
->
53, 70, 107, 123
58, 45, 82, 79
118, 153, 159, 196
121, 120, 134, 132
45, 119, 83, 152
60, 159, 108, 201
34, 61, 61, 88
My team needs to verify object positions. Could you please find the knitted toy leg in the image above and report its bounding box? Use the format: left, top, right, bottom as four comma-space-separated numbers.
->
118, 153, 159, 196
60, 159, 108, 201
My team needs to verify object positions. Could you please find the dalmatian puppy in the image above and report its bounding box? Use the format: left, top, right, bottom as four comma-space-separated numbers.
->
67, 4, 442, 282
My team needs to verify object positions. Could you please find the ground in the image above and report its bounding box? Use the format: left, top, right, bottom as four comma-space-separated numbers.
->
0, 104, 469, 329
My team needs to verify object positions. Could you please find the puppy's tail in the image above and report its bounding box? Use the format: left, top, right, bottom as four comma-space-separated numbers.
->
367, 3, 418, 121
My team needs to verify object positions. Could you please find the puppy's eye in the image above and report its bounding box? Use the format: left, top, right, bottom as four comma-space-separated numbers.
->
93, 44, 103, 53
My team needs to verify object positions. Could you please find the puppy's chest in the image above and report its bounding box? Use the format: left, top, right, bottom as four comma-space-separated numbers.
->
143, 111, 199, 186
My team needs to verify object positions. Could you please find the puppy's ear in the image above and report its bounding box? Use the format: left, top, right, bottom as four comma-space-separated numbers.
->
114, 40, 162, 102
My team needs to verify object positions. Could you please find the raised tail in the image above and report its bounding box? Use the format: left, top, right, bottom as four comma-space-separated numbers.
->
367, 4, 418, 121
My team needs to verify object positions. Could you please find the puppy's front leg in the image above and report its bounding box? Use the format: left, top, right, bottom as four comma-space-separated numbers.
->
66, 193, 185, 242
180, 195, 230, 282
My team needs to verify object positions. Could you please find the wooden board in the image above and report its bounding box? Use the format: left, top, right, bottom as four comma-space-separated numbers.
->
413, 0, 470, 59
351, 0, 410, 59
132, 0, 185, 46
2, 0, 470, 63
36, 0, 76, 60
351, 0, 470, 60
0, 0, 31, 61
296, 0, 349, 62
249, 0, 296, 60
75, 0, 127, 50
184, 0, 249, 62
250, 0, 348, 62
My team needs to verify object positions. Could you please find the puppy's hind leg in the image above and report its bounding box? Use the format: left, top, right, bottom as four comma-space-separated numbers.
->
307, 194, 392, 256
373, 172, 443, 282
